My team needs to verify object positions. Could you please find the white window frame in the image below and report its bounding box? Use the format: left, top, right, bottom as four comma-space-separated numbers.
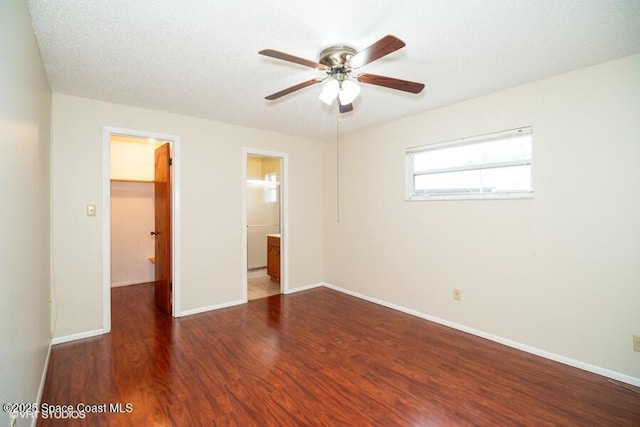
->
406, 127, 533, 201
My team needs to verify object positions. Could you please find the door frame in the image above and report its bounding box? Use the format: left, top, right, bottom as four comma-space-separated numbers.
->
102, 127, 182, 333
242, 148, 289, 301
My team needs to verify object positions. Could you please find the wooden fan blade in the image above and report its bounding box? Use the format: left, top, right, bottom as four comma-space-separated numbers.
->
348, 35, 406, 69
259, 49, 327, 70
265, 78, 323, 100
357, 73, 425, 94
338, 103, 353, 113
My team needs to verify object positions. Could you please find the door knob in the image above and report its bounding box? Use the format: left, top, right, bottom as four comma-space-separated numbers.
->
150, 231, 160, 236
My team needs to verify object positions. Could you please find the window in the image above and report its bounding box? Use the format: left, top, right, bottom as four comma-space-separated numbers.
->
265, 172, 278, 203
406, 127, 533, 200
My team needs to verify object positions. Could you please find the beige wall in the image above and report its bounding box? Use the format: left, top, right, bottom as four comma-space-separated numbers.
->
247, 155, 262, 179
50, 94, 324, 338
247, 155, 281, 180
261, 157, 281, 178
0, 0, 52, 419
324, 54, 640, 381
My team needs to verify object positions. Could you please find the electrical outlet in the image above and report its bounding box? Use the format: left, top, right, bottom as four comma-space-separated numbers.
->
634, 335, 640, 352
453, 289, 461, 301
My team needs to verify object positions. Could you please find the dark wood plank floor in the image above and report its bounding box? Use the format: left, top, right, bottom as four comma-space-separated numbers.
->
39, 283, 640, 426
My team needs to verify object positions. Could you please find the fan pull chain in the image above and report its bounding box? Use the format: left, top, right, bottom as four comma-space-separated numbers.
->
336, 117, 341, 223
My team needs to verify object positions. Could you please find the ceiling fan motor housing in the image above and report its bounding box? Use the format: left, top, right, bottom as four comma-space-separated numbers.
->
319, 45, 357, 79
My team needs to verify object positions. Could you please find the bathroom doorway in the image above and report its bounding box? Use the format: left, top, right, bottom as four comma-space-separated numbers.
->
245, 152, 284, 300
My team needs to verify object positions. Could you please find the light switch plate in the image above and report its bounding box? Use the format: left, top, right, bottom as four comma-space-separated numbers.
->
87, 204, 96, 216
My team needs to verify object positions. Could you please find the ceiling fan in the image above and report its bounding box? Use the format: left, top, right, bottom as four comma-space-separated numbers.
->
259, 35, 425, 113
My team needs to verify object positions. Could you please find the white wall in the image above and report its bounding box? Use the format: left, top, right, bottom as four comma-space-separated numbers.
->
0, 1, 52, 424
324, 54, 640, 382
110, 181, 155, 286
50, 94, 324, 338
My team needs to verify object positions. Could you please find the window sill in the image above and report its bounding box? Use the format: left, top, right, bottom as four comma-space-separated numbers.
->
406, 192, 533, 202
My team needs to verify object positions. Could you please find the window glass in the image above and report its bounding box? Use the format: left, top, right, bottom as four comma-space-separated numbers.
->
407, 127, 532, 199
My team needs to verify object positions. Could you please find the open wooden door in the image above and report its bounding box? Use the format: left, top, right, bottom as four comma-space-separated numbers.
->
153, 143, 172, 314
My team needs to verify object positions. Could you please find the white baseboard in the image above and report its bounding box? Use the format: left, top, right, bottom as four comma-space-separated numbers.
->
48, 283, 639, 388
285, 282, 324, 295
179, 298, 245, 317
52, 328, 105, 345
323, 282, 640, 388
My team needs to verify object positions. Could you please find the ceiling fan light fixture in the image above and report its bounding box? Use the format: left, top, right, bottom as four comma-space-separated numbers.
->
319, 79, 340, 105
338, 80, 360, 105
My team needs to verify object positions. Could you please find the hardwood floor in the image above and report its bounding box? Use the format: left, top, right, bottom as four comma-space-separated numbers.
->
39, 283, 640, 426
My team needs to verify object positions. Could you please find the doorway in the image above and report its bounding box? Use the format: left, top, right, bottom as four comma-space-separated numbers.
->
243, 149, 288, 301
102, 128, 181, 333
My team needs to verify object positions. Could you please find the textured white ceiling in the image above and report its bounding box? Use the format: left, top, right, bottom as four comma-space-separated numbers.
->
27, 0, 640, 140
